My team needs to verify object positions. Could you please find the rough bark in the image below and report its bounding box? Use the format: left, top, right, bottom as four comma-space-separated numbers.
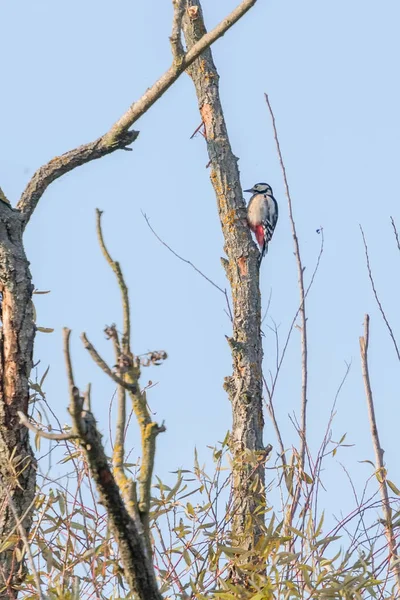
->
0, 2, 258, 594
182, 1, 265, 550
0, 203, 36, 598
66, 383, 163, 600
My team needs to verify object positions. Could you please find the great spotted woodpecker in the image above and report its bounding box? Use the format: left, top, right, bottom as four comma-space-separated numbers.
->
244, 182, 278, 264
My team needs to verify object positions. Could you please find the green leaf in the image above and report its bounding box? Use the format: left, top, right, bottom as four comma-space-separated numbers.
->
359, 459, 375, 468
58, 493, 66, 516
314, 511, 324, 538
287, 526, 306, 539
40, 365, 50, 388
37, 327, 54, 334
313, 535, 341, 547
218, 545, 249, 556
301, 471, 314, 484
186, 502, 195, 517
60, 451, 81, 463
387, 479, 400, 496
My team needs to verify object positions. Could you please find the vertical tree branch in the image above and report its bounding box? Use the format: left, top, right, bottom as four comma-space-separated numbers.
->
94, 211, 166, 560
63, 331, 163, 600
97, 210, 130, 353
182, 0, 264, 551
359, 314, 400, 593
265, 94, 308, 523
0, 204, 36, 597
170, 0, 186, 63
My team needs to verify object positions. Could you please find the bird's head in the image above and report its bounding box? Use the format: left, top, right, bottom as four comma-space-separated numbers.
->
244, 182, 273, 195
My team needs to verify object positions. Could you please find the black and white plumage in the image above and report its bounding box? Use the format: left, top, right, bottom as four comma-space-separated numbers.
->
244, 182, 278, 265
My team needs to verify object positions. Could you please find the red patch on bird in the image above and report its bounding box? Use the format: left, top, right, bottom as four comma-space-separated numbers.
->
255, 225, 264, 248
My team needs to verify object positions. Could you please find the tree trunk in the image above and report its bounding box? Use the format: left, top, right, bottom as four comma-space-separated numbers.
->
182, 2, 265, 552
0, 202, 36, 598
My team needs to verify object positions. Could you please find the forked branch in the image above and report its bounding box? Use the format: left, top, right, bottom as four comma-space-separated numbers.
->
62, 329, 163, 600
92, 210, 166, 560
16, 0, 258, 228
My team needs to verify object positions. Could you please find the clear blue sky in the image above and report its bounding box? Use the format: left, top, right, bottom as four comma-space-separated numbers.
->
1, 0, 400, 524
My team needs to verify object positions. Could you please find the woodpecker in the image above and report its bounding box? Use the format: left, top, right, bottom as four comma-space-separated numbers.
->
245, 182, 278, 264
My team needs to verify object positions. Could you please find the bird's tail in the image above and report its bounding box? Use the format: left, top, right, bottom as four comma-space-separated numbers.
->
258, 241, 269, 267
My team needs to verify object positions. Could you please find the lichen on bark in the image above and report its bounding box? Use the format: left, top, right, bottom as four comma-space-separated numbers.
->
182, 0, 265, 551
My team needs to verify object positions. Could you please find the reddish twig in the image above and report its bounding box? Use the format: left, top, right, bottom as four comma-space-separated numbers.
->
360, 226, 400, 362
265, 93, 308, 523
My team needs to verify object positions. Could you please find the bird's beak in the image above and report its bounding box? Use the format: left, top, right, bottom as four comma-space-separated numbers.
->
243, 188, 254, 193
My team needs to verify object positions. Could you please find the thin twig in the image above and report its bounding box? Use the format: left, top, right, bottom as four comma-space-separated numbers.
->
17, 411, 77, 441
313, 360, 352, 524
4, 486, 45, 600
390, 216, 400, 253
190, 121, 205, 139
360, 225, 400, 362
263, 374, 286, 467
96, 209, 130, 353
143, 211, 224, 294
265, 93, 308, 521
143, 211, 233, 321
359, 314, 400, 593
268, 229, 324, 404
261, 287, 273, 325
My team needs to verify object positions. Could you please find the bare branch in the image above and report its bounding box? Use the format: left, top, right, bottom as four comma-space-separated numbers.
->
143, 211, 233, 322
360, 225, 400, 362
97, 209, 130, 353
170, 0, 186, 62
84, 382, 92, 411
267, 229, 324, 404
81, 333, 138, 393
359, 314, 400, 593
263, 375, 286, 468
63, 327, 75, 391
182, 0, 263, 552
17, 131, 139, 227
143, 211, 225, 293
70, 390, 162, 599
16, 0, 258, 228
62, 331, 163, 599
17, 411, 77, 441
391, 216, 400, 253
95, 212, 166, 556
108, 324, 143, 529
104, 0, 258, 145
265, 93, 308, 523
